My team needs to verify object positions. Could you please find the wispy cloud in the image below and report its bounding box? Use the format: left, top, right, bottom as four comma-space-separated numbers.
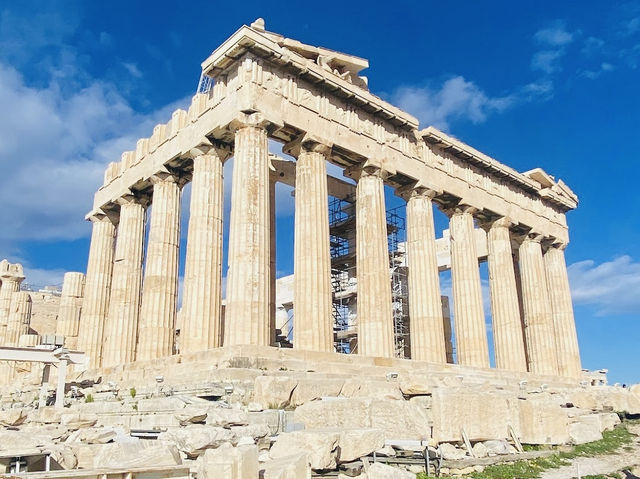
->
581, 62, 615, 79
568, 256, 640, 316
531, 21, 576, 74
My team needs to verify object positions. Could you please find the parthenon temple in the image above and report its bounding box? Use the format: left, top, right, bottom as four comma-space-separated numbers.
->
65, 18, 581, 379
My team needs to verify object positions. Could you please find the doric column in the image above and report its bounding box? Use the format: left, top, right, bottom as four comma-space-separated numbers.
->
518, 234, 559, 376
181, 145, 230, 354
56, 272, 85, 350
5, 291, 32, 346
449, 205, 489, 368
355, 166, 394, 358
102, 195, 146, 367
290, 139, 333, 352
269, 172, 277, 346
544, 242, 582, 378
77, 213, 116, 368
402, 187, 446, 363
224, 113, 271, 346
137, 174, 182, 361
0, 266, 24, 345
484, 218, 527, 372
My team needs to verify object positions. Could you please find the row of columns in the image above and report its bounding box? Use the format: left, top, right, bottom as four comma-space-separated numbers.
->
79, 115, 580, 378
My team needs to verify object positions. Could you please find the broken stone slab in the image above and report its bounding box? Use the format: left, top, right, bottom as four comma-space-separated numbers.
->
290, 378, 345, 406
66, 426, 118, 444
229, 424, 271, 441
365, 462, 415, 478
261, 451, 310, 479
472, 442, 488, 458
175, 406, 208, 425
93, 441, 182, 469
340, 379, 403, 400
253, 376, 298, 409
335, 428, 385, 463
0, 429, 56, 451
518, 397, 569, 445
569, 414, 602, 445
0, 407, 28, 426
29, 406, 62, 424
269, 429, 340, 470
482, 439, 512, 455
205, 408, 249, 427
398, 374, 434, 396
48, 444, 78, 470
60, 412, 98, 430
599, 412, 620, 431
196, 442, 259, 479
158, 425, 235, 458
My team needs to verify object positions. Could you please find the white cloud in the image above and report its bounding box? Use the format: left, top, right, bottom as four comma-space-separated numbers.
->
391, 76, 517, 130
534, 23, 575, 47
531, 49, 565, 73
123, 62, 142, 78
581, 62, 614, 79
568, 256, 640, 316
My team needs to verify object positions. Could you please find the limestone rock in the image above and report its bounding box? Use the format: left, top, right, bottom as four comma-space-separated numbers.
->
0, 429, 55, 451
230, 424, 271, 440
196, 442, 258, 479
269, 430, 340, 470
158, 425, 235, 458
369, 399, 431, 440
599, 412, 620, 431
30, 406, 62, 424
175, 406, 208, 425
247, 402, 263, 412
375, 445, 396, 456
482, 439, 511, 455
0, 407, 27, 426
206, 408, 249, 427
399, 374, 433, 396
295, 398, 369, 430
366, 462, 414, 478
438, 442, 466, 460
569, 415, 602, 445
337, 428, 385, 463
472, 442, 488, 458
73, 426, 118, 444
254, 376, 298, 409
93, 442, 182, 469
290, 378, 344, 406
341, 379, 403, 400
518, 397, 569, 445
60, 412, 98, 430
261, 452, 310, 479
49, 444, 78, 470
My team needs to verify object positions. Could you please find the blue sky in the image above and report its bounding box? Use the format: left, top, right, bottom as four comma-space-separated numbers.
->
1, 1, 639, 383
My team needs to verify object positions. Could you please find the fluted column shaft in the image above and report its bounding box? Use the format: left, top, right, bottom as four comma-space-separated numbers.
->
486, 219, 527, 372
78, 215, 116, 368
293, 145, 333, 352
519, 235, 559, 375
269, 174, 277, 345
181, 149, 226, 353
356, 167, 394, 357
0, 278, 22, 344
57, 272, 85, 350
225, 115, 271, 346
405, 188, 446, 362
449, 206, 489, 368
6, 292, 32, 346
545, 244, 581, 377
102, 199, 146, 367
137, 176, 181, 361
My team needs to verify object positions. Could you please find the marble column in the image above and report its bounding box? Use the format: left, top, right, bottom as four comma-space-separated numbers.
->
181, 147, 228, 353
6, 291, 32, 346
102, 196, 146, 367
404, 187, 446, 363
0, 273, 24, 345
518, 234, 559, 376
137, 174, 181, 361
293, 142, 333, 352
224, 113, 271, 346
269, 173, 277, 346
545, 243, 582, 378
56, 272, 85, 350
449, 205, 489, 368
78, 214, 116, 368
355, 166, 394, 358
485, 218, 527, 372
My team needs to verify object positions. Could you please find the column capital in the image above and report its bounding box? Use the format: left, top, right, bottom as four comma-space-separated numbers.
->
229, 111, 283, 133
187, 138, 233, 162
442, 202, 480, 218
477, 216, 514, 233
150, 169, 188, 188
115, 192, 150, 209
542, 237, 568, 251
344, 163, 388, 182
87, 209, 118, 226
283, 133, 333, 158
396, 182, 441, 202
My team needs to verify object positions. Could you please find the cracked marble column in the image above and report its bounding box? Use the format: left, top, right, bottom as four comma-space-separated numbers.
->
355, 166, 394, 358
403, 187, 446, 363
224, 113, 271, 346
0, 262, 24, 345
545, 243, 582, 378
519, 234, 559, 376
137, 174, 182, 361
181, 146, 229, 354
449, 205, 489, 368
78, 213, 116, 368
485, 218, 527, 372
56, 272, 85, 350
102, 195, 146, 367
291, 141, 333, 352
6, 291, 32, 346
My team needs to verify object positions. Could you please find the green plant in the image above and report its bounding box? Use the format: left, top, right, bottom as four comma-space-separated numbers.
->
85, 394, 94, 403
129, 387, 137, 399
